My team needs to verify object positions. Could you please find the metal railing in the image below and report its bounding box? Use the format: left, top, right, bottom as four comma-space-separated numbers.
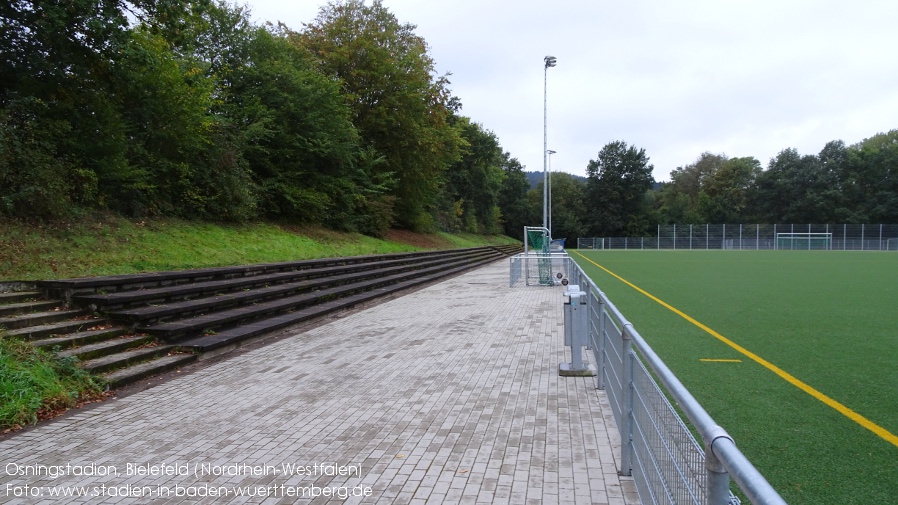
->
508, 252, 572, 287
560, 256, 787, 505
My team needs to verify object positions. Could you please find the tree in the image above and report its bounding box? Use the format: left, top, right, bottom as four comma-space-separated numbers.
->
0, 0, 202, 218
585, 141, 655, 236
752, 148, 843, 223
698, 156, 762, 223
295, 0, 462, 230
654, 152, 726, 224
440, 117, 505, 233
843, 131, 898, 223
668, 152, 727, 209
544, 172, 587, 246
497, 154, 533, 240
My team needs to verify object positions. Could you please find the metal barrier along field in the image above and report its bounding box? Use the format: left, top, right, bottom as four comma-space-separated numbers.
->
509, 252, 572, 287
560, 257, 787, 505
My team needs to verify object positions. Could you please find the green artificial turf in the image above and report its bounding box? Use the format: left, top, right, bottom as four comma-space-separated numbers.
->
571, 250, 898, 505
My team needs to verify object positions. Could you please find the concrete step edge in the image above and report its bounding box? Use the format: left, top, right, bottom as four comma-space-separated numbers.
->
58, 335, 155, 360
103, 353, 198, 389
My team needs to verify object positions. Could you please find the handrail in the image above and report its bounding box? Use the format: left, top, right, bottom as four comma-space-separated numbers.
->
567, 258, 787, 505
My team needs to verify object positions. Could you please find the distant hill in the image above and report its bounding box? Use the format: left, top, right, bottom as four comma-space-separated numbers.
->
524, 171, 587, 189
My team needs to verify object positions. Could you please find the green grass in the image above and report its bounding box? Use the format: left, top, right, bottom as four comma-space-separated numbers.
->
0, 214, 519, 281
0, 333, 104, 431
571, 250, 898, 505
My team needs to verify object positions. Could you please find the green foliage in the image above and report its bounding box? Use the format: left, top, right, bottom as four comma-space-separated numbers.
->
844, 130, 898, 222
8, 0, 893, 235
440, 117, 506, 234
585, 140, 655, 236
545, 172, 587, 244
497, 155, 533, 241
0, 333, 103, 429
753, 147, 844, 223
0, 98, 76, 219
698, 156, 762, 223
297, 0, 463, 230
651, 132, 898, 226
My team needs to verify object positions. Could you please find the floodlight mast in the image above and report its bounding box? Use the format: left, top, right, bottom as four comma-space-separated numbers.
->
543, 55, 556, 231
547, 150, 556, 234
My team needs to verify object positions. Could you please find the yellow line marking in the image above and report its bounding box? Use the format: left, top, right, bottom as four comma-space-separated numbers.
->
700, 359, 742, 363
572, 250, 898, 449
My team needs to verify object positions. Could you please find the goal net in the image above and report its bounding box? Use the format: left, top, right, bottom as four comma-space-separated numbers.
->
776, 232, 833, 250
577, 238, 605, 250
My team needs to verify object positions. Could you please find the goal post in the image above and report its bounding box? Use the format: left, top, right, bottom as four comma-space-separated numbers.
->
775, 232, 833, 250
577, 238, 605, 250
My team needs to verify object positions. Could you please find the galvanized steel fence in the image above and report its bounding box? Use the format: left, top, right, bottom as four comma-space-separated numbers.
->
508, 252, 573, 287
512, 253, 787, 505
579, 223, 898, 251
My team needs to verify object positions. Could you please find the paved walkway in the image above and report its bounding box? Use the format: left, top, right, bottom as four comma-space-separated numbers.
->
1, 260, 639, 505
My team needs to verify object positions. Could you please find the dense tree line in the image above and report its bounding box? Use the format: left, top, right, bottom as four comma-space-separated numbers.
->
524, 131, 897, 246
652, 131, 898, 227
0, 0, 528, 237
3, 1, 894, 243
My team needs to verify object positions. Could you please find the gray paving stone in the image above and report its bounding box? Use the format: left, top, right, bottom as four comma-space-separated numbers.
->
0, 260, 638, 505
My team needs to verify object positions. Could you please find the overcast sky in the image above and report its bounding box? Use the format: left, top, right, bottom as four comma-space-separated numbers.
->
248, 0, 898, 181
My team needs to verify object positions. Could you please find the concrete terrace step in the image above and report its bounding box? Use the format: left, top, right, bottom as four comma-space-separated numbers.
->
179, 253, 503, 352
103, 353, 197, 389
37, 248, 482, 301
73, 250, 481, 311
16, 247, 516, 389
145, 251, 502, 341
0, 290, 42, 304
3, 316, 109, 340
79, 344, 182, 374
57, 334, 155, 361
107, 250, 490, 325
0, 308, 86, 330
0, 299, 61, 317
31, 326, 129, 351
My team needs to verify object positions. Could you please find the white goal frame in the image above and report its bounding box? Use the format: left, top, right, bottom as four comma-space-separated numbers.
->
577, 238, 605, 250
775, 232, 833, 250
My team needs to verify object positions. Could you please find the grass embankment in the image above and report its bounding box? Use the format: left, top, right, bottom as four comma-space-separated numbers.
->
0, 214, 519, 431
0, 214, 518, 280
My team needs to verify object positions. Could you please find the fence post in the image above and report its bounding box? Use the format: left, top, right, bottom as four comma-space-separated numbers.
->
619, 323, 634, 477
705, 428, 735, 505
597, 290, 607, 390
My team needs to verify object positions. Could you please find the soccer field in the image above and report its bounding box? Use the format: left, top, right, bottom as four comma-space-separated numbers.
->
570, 250, 898, 505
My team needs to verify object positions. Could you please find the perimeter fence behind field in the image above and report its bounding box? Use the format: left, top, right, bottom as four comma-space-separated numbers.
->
578, 224, 898, 250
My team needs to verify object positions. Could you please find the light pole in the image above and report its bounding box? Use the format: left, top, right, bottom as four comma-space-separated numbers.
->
543, 55, 556, 231
547, 149, 556, 234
